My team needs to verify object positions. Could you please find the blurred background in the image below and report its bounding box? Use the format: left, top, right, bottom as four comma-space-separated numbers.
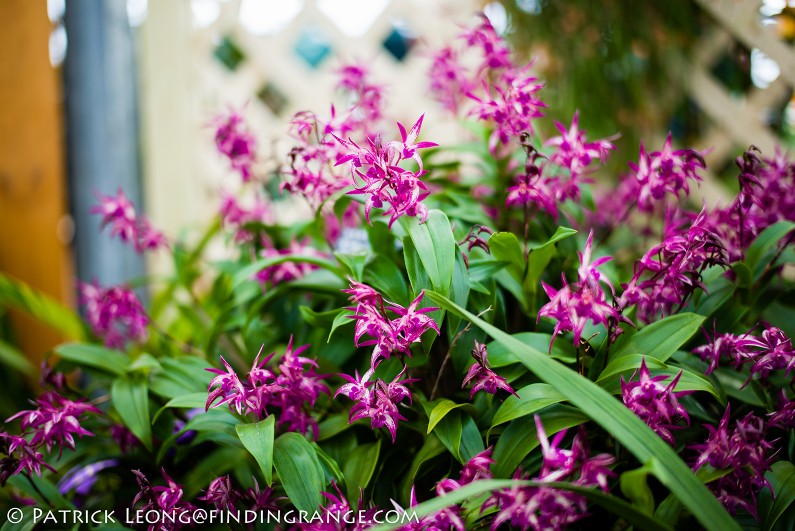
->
1, 0, 794, 372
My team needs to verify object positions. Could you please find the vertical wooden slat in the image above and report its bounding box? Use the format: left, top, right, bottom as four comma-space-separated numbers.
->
0, 0, 73, 364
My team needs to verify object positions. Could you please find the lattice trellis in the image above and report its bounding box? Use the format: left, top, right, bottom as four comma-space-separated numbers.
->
139, 0, 478, 257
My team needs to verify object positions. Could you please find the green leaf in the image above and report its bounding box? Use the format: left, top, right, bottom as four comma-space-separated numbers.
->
232, 255, 343, 289
328, 309, 355, 342
458, 415, 485, 462
399, 210, 455, 295
621, 464, 655, 515
434, 412, 464, 462
746, 220, 795, 273
427, 399, 471, 434
490, 383, 566, 429
525, 226, 578, 293
150, 357, 213, 399
399, 433, 446, 503
55, 343, 129, 375
112, 374, 152, 451
424, 291, 739, 531
236, 416, 275, 486
0, 339, 35, 375
371, 479, 672, 531
152, 392, 207, 422
0, 273, 86, 339
611, 313, 705, 362
342, 440, 381, 502
763, 461, 795, 531
335, 252, 371, 282
273, 432, 325, 512
488, 232, 525, 281
492, 406, 587, 478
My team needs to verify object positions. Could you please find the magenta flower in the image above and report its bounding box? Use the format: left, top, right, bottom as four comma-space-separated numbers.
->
198, 474, 239, 511
483, 415, 614, 530
506, 164, 557, 218
6, 391, 101, 456
620, 359, 690, 445
460, 14, 513, 73
91, 189, 167, 253
344, 280, 439, 369
246, 478, 283, 512
335, 115, 435, 227
620, 210, 728, 322
132, 468, 197, 531
206, 339, 328, 438
110, 424, 140, 454
79, 280, 149, 348
468, 69, 546, 154
768, 390, 795, 429
538, 230, 618, 349
628, 134, 705, 212
692, 326, 765, 374
691, 406, 774, 518
544, 111, 614, 180
213, 109, 257, 182
748, 325, 795, 380
336, 368, 416, 443
428, 46, 472, 114
254, 239, 321, 289
462, 341, 515, 398
335, 63, 384, 127
0, 434, 55, 478
219, 192, 272, 243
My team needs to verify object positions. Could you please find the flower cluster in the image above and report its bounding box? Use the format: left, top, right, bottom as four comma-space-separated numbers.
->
254, 239, 321, 289
133, 468, 197, 531
693, 323, 795, 383
404, 449, 495, 530
335, 368, 416, 443
219, 192, 272, 243
205, 338, 328, 438
282, 64, 385, 207
334, 115, 436, 227
692, 407, 774, 517
484, 415, 614, 530
621, 359, 690, 445
628, 134, 706, 212
539, 230, 620, 349
1, 391, 101, 482
621, 211, 728, 322
703, 147, 795, 261
91, 188, 167, 253
462, 341, 515, 398
213, 109, 257, 182
344, 280, 439, 369
79, 280, 149, 348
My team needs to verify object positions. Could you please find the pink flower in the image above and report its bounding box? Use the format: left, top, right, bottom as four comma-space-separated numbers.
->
428, 46, 472, 114
629, 134, 705, 212
621, 359, 690, 445
462, 341, 515, 398
544, 111, 615, 180
91, 189, 167, 253
538, 231, 618, 349
338, 369, 416, 443
79, 281, 149, 348
198, 474, 239, 511
213, 109, 257, 182
254, 239, 321, 289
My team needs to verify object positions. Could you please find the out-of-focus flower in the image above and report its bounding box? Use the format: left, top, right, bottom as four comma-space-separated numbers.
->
483, 415, 614, 530
219, 192, 272, 243
79, 281, 149, 348
628, 134, 705, 212
544, 111, 614, 181
254, 239, 321, 289
91, 189, 167, 253
428, 46, 472, 114
57, 459, 119, 496
691, 406, 773, 518
198, 474, 239, 512
111, 424, 140, 454
621, 359, 690, 445
0, 434, 55, 479
462, 341, 515, 398
539, 231, 619, 349
213, 109, 257, 182
133, 468, 196, 531
768, 390, 795, 429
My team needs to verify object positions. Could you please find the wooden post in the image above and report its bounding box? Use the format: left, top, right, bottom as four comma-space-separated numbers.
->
0, 0, 74, 364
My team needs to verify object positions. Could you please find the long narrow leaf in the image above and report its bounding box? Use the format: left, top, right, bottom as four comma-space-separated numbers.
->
424, 291, 738, 531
